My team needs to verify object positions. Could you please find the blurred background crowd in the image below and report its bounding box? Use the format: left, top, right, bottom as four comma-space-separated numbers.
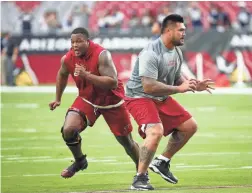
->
1, 1, 252, 35
1, 1, 252, 87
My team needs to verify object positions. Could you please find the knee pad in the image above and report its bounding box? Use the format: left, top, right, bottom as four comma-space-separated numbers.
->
61, 127, 82, 146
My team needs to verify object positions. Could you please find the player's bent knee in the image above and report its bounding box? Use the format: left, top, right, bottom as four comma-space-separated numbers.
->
186, 118, 198, 134
64, 111, 87, 131
189, 118, 198, 134
61, 126, 82, 146
192, 122, 198, 134
146, 123, 164, 140
178, 118, 198, 134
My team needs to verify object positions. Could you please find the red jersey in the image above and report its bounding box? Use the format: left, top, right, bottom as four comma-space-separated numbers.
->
64, 40, 125, 107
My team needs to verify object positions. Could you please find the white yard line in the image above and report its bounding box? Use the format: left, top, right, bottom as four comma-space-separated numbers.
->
1, 152, 251, 164
1, 86, 78, 93
240, 166, 252, 169
1, 146, 66, 150
176, 165, 219, 168
1, 128, 38, 133
0, 144, 117, 150
179, 167, 252, 171
176, 152, 242, 156
0, 155, 21, 158
1, 86, 252, 95
2, 135, 251, 142
195, 133, 252, 139
1, 128, 59, 133
1, 103, 39, 108
104, 161, 133, 165
6, 156, 51, 160
2, 145, 251, 157
68, 184, 252, 193
1, 136, 60, 141
195, 133, 217, 137
2, 158, 117, 163
2, 166, 252, 178
194, 107, 217, 112
2, 130, 251, 139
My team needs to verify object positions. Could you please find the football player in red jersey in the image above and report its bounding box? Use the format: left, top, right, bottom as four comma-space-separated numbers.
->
49, 27, 139, 178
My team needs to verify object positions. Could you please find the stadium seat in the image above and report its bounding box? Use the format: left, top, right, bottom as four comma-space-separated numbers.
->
89, 1, 170, 31
15, 1, 41, 12
198, 1, 252, 29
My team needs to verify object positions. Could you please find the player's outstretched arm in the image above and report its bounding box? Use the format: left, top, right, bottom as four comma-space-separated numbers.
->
49, 55, 69, 111
142, 76, 193, 96
78, 50, 118, 89
142, 77, 198, 96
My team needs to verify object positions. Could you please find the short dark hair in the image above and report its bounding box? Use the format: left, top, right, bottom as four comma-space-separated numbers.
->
161, 14, 184, 34
71, 27, 89, 38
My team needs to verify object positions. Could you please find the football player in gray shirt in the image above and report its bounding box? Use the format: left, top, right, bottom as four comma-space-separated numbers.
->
125, 14, 214, 190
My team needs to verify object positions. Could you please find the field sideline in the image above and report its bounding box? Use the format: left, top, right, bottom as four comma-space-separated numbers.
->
1, 86, 252, 94
1, 89, 252, 193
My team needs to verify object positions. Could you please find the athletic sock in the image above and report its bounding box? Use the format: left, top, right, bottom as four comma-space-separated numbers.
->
158, 154, 170, 162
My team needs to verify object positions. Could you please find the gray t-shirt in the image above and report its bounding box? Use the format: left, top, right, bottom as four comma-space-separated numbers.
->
126, 37, 183, 101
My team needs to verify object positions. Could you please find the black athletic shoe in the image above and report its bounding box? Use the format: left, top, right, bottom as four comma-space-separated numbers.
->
61, 155, 88, 178
149, 157, 178, 184
130, 174, 154, 191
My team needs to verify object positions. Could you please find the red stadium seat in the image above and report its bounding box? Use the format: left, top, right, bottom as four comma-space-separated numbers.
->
15, 1, 41, 12
90, 1, 251, 31
89, 1, 170, 31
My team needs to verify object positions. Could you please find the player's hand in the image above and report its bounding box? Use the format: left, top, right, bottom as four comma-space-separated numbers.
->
196, 79, 215, 94
178, 79, 197, 93
74, 64, 90, 78
49, 101, 61, 111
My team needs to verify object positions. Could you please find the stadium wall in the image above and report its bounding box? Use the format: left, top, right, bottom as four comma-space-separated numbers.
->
12, 31, 252, 86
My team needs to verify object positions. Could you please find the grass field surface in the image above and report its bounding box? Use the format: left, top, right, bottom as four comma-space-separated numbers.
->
1, 92, 252, 193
